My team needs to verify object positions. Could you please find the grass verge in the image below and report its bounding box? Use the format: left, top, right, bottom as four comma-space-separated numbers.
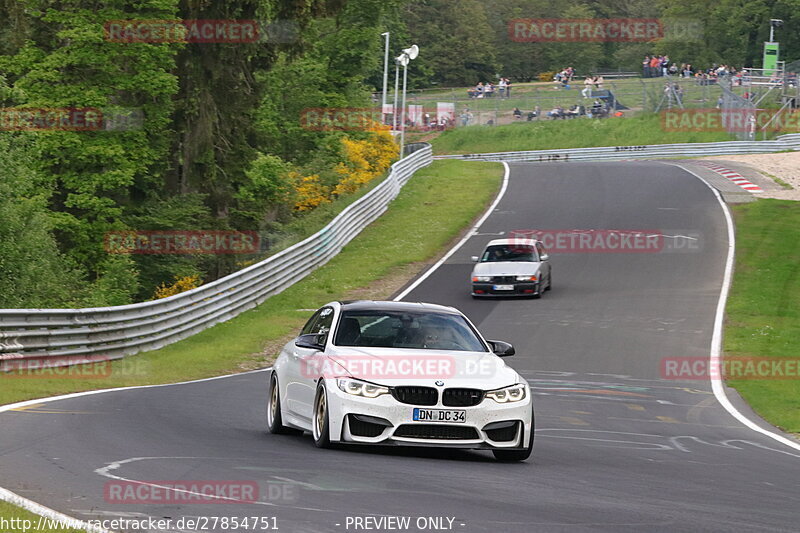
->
430, 114, 733, 154
0, 160, 503, 407
726, 199, 800, 433
0, 502, 83, 533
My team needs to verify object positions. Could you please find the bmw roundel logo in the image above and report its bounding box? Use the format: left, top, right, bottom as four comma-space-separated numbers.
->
435, 380, 445, 386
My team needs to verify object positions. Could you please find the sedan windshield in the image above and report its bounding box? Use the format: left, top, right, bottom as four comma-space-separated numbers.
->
334, 310, 488, 351
480, 244, 538, 262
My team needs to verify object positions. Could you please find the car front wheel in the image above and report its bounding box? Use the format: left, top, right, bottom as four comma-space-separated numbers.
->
312, 381, 332, 448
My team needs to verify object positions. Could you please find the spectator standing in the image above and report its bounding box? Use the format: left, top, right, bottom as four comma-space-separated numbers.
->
643, 55, 651, 78
505, 78, 512, 98
650, 56, 660, 77
498, 78, 507, 98
582, 76, 593, 97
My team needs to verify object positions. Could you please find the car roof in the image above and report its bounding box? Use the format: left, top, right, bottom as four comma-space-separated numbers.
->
336, 300, 461, 315
484, 238, 539, 247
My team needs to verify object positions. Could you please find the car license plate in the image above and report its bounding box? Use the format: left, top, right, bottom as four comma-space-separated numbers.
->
493, 284, 514, 291
413, 408, 466, 423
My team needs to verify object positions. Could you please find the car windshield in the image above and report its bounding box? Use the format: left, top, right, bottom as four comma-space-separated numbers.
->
480, 244, 538, 262
333, 310, 488, 351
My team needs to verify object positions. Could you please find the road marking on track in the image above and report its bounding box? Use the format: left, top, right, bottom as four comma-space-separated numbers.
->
667, 162, 800, 452
626, 404, 645, 411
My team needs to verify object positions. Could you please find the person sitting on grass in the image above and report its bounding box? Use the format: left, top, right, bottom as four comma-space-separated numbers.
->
513, 107, 522, 120
547, 105, 565, 119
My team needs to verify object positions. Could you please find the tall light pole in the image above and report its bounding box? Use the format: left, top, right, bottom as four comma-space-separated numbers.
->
397, 44, 419, 157
393, 59, 400, 132
381, 32, 390, 125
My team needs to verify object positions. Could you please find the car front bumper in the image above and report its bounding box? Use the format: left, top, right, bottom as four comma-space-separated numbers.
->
471, 282, 540, 297
325, 382, 534, 450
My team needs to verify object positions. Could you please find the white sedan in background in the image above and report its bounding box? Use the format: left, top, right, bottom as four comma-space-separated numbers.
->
267, 300, 534, 461
471, 238, 552, 298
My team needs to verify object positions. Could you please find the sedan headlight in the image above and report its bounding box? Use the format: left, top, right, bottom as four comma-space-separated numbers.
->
485, 383, 527, 403
336, 378, 389, 398
515, 275, 537, 281
472, 276, 491, 282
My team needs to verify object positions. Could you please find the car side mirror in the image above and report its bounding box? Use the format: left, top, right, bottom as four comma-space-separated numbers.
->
540, 254, 549, 261
487, 340, 515, 357
295, 333, 325, 350
471, 256, 479, 262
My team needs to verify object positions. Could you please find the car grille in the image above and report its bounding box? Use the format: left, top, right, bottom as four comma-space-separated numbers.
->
347, 415, 386, 438
491, 275, 516, 283
443, 388, 484, 407
484, 422, 520, 442
394, 424, 479, 440
391, 386, 438, 406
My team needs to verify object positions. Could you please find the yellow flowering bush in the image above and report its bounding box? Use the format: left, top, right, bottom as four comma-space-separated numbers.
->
333, 130, 399, 196
293, 172, 331, 211
153, 274, 202, 299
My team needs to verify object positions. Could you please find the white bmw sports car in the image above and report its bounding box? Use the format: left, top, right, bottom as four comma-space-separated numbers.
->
267, 300, 534, 461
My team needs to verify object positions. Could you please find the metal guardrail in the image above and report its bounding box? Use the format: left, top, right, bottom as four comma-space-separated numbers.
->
0, 146, 433, 371
435, 134, 800, 163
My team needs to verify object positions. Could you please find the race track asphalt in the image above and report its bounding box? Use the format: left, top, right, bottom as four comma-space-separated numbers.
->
1, 161, 798, 533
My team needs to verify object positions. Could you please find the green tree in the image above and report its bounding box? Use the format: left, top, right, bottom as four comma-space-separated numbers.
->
404, 0, 498, 86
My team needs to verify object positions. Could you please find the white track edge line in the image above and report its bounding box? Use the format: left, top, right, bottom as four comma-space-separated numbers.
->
666, 162, 800, 452
0, 487, 111, 533
393, 162, 510, 302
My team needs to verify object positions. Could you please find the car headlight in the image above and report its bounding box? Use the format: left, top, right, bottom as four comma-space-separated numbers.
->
485, 383, 527, 403
472, 276, 491, 282
336, 378, 389, 398
515, 275, 537, 281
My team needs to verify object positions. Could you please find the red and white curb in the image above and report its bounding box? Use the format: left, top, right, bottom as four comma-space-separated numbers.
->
694, 162, 763, 192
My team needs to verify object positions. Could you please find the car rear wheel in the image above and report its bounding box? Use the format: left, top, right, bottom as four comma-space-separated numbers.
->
267, 373, 299, 435
312, 382, 332, 448
492, 408, 534, 462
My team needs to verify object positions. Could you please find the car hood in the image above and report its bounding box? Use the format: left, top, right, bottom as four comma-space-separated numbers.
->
471, 261, 541, 277
324, 346, 523, 390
